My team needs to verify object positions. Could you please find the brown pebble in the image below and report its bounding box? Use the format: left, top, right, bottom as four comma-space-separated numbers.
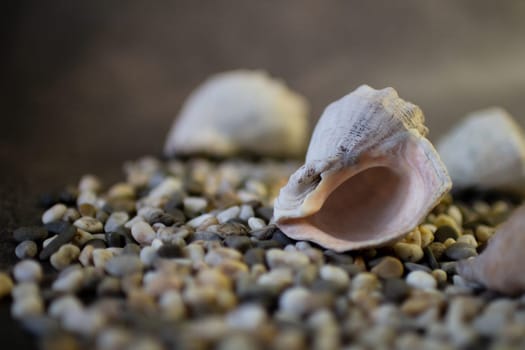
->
371, 256, 404, 279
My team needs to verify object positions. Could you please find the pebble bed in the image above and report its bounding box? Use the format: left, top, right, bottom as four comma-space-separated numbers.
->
3, 156, 525, 350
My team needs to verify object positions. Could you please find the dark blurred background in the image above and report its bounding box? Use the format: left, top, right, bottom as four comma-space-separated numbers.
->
1, 1, 525, 347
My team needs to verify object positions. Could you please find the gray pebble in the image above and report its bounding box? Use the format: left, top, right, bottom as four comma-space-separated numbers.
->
39, 224, 76, 260
444, 242, 478, 260
13, 260, 43, 283
189, 231, 222, 242
42, 204, 67, 224
279, 287, 312, 317
224, 236, 252, 252
13, 226, 48, 242
15, 241, 38, 259
105, 255, 143, 277
104, 212, 129, 232
382, 278, 410, 303
84, 238, 107, 249
404, 262, 432, 273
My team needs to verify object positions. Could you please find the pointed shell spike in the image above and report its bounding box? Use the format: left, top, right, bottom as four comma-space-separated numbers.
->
274, 85, 451, 252
437, 107, 525, 193
164, 70, 309, 158
457, 205, 525, 295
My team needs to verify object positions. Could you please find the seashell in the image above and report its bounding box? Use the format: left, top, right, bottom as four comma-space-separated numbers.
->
273, 85, 451, 252
457, 205, 525, 295
437, 107, 525, 193
164, 70, 309, 158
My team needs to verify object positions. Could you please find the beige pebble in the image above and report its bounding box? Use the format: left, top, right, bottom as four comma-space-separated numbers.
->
434, 214, 461, 233
406, 271, 437, 290
63, 208, 81, 222
79, 174, 102, 193
457, 234, 478, 247
351, 272, 380, 292
187, 213, 215, 228
475, 225, 495, 244
50, 244, 81, 270
266, 249, 310, 269
320, 265, 350, 288
131, 221, 156, 246
403, 229, 422, 246
196, 268, 232, 289
428, 242, 447, 260
419, 225, 435, 248
473, 201, 491, 215
92, 249, 115, 268
184, 196, 208, 213
447, 205, 463, 226
443, 237, 456, 248
79, 245, 95, 266
159, 290, 186, 320
11, 295, 44, 319
393, 242, 424, 262
74, 217, 103, 233
48, 295, 83, 319
72, 229, 93, 246
371, 256, 404, 279
77, 190, 97, 206
108, 182, 135, 199
258, 268, 294, 289
42, 203, 67, 224
205, 247, 242, 266
431, 269, 448, 284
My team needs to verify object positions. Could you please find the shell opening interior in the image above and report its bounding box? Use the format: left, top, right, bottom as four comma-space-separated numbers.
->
306, 166, 411, 243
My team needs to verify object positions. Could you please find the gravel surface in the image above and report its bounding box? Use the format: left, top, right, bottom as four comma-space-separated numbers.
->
2, 156, 525, 350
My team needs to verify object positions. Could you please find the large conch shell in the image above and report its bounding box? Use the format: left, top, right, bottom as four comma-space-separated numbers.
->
274, 85, 451, 252
457, 205, 525, 295
164, 70, 309, 158
437, 107, 525, 193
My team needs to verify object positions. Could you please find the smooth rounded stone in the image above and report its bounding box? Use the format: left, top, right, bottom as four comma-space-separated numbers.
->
419, 225, 435, 248
137, 206, 164, 223
13, 226, 48, 242
351, 272, 380, 292
11, 282, 39, 300
50, 244, 80, 270
404, 262, 432, 273
39, 224, 77, 260
187, 213, 216, 228
104, 232, 126, 248
279, 287, 313, 317
72, 228, 93, 246
456, 234, 478, 247
131, 221, 156, 246
96, 327, 133, 350
239, 204, 255, 222
52, 268, 85, 293
371, 256, 404, 279
428, 242, 447, 260
11, 295, 44, 319
159, 291, 186, 320
78, 203, 96, 218
216, 222, 249, 237
205, 247, 242, 266
440, 261, 457, 275
0, 272, 14, 299
15, 240, 38, 259
79, 174, 102, 193
250, 225, 277, 240
406, 270, 437, 290
434, 225, 460, 243
184, 196, 208, 213
255, 206, 273, 222
475, 225, 495, 244
393, 242, 424, 262
105, 255, 143, 277
444, 242, 478, 260
140, 246, 158, 267
226, 303, 268, 331
13, 260, 43, 283
62, 307, 106, 335
323, 250, 353, 265
83, 238, 107, 249
247, 217, 266, 231
382, 278, 410, 303
92, 248, 115, 268
443, 237, 457, 248
189, 231, 222, 242
319, 264, 350, 289
124, 215, 145, 230
432, 269, 448, 285
42, 204, 67, 224
244, 248, 266, 266
258, 268, 294, 290
217, 206, 241, 224
104, 212, 129, 232
224, 236, 252, 252
266, 249, 309, 270
122, 243, 141, 255
157, 243, 184, 258
271, 229, 295, 247
273, 329, 306, 350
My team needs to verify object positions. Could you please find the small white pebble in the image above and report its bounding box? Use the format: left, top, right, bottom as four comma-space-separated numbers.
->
205, 248, 242, 265
11, 282, 39, 300
62, 308, 106, 335
187, 213, 215, 228
266, 249, 309, 269
183, 196, 208, 213
52, 268, 85, 293
320, 265, 350, 289
105, 212, 130, 232
42, 203, 67, 224
239, 205, 255, 222
92, 249, 115, 268
217, 206, 240, 224
79, 174, 102, 192
279, 287, 312, 316
456, 234, 478, 247
227, 304, 268, 331
77, 190, 97, 206
15, 241, 38, 259
140, 246, 158, 267
248, 217, 266, 230
148, 177, 182, 199
257, 268, 293, 289
406, 271, 437, 290
131, 221, 156, 246
74, 217, 103, 233
159, 291, 186, 320
151, 238, 164, 250
49, 295, 83, 319
124, 215, 145, 229
13, 260, 43, 283
50, 244, 81, 270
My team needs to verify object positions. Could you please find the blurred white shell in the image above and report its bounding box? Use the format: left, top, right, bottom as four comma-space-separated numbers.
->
457, 204, 525, 295
437, 107, 525, 193
164, 70, 309, 158
274, 85, 451, 252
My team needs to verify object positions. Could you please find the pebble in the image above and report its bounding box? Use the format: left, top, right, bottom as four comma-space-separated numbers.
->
105, 255, 143, 277
266, 249, 309, 269
205, 247, 242, 265
319, 265, 350, 289
444, 242, 478, 260
140, 246, 158, 267
456, 234, 478, 247
258, 268, 294, 289
248, 217, 266, 230
244, 248, 266, 266
434, 225, 459, 242
84, 238, 107, 249
39, 224, 77, 260
183, 197, 208, 213
13, 226, 48, 242
382, 278, 410, 303
52, 268, 85, 293
419, 225, 435, 248
250, 225, 276, 240
371, 256, 404, 279
226, 303, 267, 331
131, 221, 156, 246
0, 272, 14, 299
187, 213, 215, 228
50, 244, 80, 270
13, 260, 43, 283
224, 236, 252, 252
475, 225, 495, 244
42, 204, 67, 224
92, 249, 115, 268
393, 242, 424, 262
279, 287, 312, 317
157, 243, 184, 258
217, 206, 240, 224
79, 174, 102, 193
15, 240, 38, 259
104, 212, 129, 232
11, 295, 44, 319
239, 204, 255, 222
159, 291, 186, 320
406, 270, 437, 290
404, 262, 432, 273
